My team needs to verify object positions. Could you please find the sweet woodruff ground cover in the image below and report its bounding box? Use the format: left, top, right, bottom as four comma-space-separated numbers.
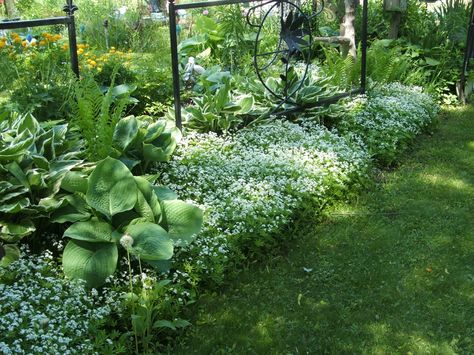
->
170, 106, 474, 354
0, 84, 442, 353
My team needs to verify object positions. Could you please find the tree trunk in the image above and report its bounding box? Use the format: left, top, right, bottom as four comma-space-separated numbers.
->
4, 0, 18, 18
388, 12, 401, 39
339, 0, 357, 59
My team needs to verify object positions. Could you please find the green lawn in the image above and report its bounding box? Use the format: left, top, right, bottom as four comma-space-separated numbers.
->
171, 106, 474, 354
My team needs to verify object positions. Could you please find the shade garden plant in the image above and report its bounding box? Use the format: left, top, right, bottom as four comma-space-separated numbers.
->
0, 0, 449, 352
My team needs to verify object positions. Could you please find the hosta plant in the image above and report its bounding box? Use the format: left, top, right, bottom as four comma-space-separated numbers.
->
110, 115, 181, 173
184, 79, 256, 133
59, 157, 203, 288
0, 112, 80, 265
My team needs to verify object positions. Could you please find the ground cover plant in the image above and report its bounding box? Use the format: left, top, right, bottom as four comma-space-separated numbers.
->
170, 105, 474, 354
0, 0, 465, 352
0, 248, 118, 354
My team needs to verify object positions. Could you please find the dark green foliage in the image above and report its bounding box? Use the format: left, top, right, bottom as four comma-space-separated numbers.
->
59, 157, 203, 288
69, 74, 136, 161
110, 115, 182, 173
0, 111, 80, 251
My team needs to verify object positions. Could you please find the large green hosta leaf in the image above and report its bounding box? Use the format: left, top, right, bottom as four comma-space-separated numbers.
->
0, 220, 36, 242
0, 244, 20, 267
125, 223, 173, 261
50, 194, 91, 223
86, 157, 137, 219
144, 120, 166, 143
113, 115, 139, 152
60, 171, 88, 194
143, 123, 181, 163
134, 177, 161, 223
63, 239, 118, 288
161, 200, 203, 247
64, 219, 114, 243
0, 197, 30, 213
153, 186, 178, 201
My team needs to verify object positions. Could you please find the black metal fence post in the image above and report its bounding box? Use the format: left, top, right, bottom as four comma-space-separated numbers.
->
64, 0, 79, 77
169, 0, 182, 130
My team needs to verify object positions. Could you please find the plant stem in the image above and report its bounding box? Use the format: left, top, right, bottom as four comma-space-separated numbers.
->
127, 251, 139, 355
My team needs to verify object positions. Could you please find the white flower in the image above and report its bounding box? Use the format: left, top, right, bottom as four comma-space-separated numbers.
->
119, 234, 134, 249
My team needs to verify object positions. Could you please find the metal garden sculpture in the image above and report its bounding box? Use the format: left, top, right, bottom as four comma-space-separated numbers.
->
168, 0, 368, 128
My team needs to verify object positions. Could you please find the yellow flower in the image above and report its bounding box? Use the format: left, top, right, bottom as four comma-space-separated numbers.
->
13, 37, 21, 44
0, 41, 6, 49
21, 40, 28, 47
39, 40, 47, 46
62, 43, 69, 50
53, 34, 62, 41
77, 48, 84, 55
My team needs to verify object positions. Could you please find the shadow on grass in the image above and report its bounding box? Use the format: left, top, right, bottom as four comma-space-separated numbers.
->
171, 107, 474, 354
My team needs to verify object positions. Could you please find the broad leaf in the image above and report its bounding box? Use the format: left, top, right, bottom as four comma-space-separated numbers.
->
0, 220, 36, 242
61, 171, 88, 194
86, 157, 138, 219
63, 239, 118, 288
64, 219, 114, 243
142, 144, 170, 162
38, 196, 68, 212
50, 195, 91, 223
144, 120, 166, 143
6, 162, 30, 188
153, 186, 178, 201
134, 177, 162, 223
113, 116, 139, 152
0, 244, 20, 267
125, 223, 173, 261
236, 95, 255, 114
0, 197, 30, 213
161, 200, 203, 246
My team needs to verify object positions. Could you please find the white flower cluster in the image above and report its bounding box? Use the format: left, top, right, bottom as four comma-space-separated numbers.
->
159, 119, 370, 281
0, 250, 115, 354
337, 83, 439, 164
153, 83, 438, 286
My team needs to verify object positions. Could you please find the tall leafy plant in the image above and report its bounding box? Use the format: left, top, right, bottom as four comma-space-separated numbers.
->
69, 73, 137, 161
58, 157, 203, 288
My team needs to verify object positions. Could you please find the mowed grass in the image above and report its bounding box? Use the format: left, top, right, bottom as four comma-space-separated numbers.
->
171, 106, 474, 354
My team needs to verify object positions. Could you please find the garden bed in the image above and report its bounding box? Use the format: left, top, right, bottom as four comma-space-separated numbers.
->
0, 82, 439, 353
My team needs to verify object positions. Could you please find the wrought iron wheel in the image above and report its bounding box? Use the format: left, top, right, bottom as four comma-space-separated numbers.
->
247, 0, 313, 106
